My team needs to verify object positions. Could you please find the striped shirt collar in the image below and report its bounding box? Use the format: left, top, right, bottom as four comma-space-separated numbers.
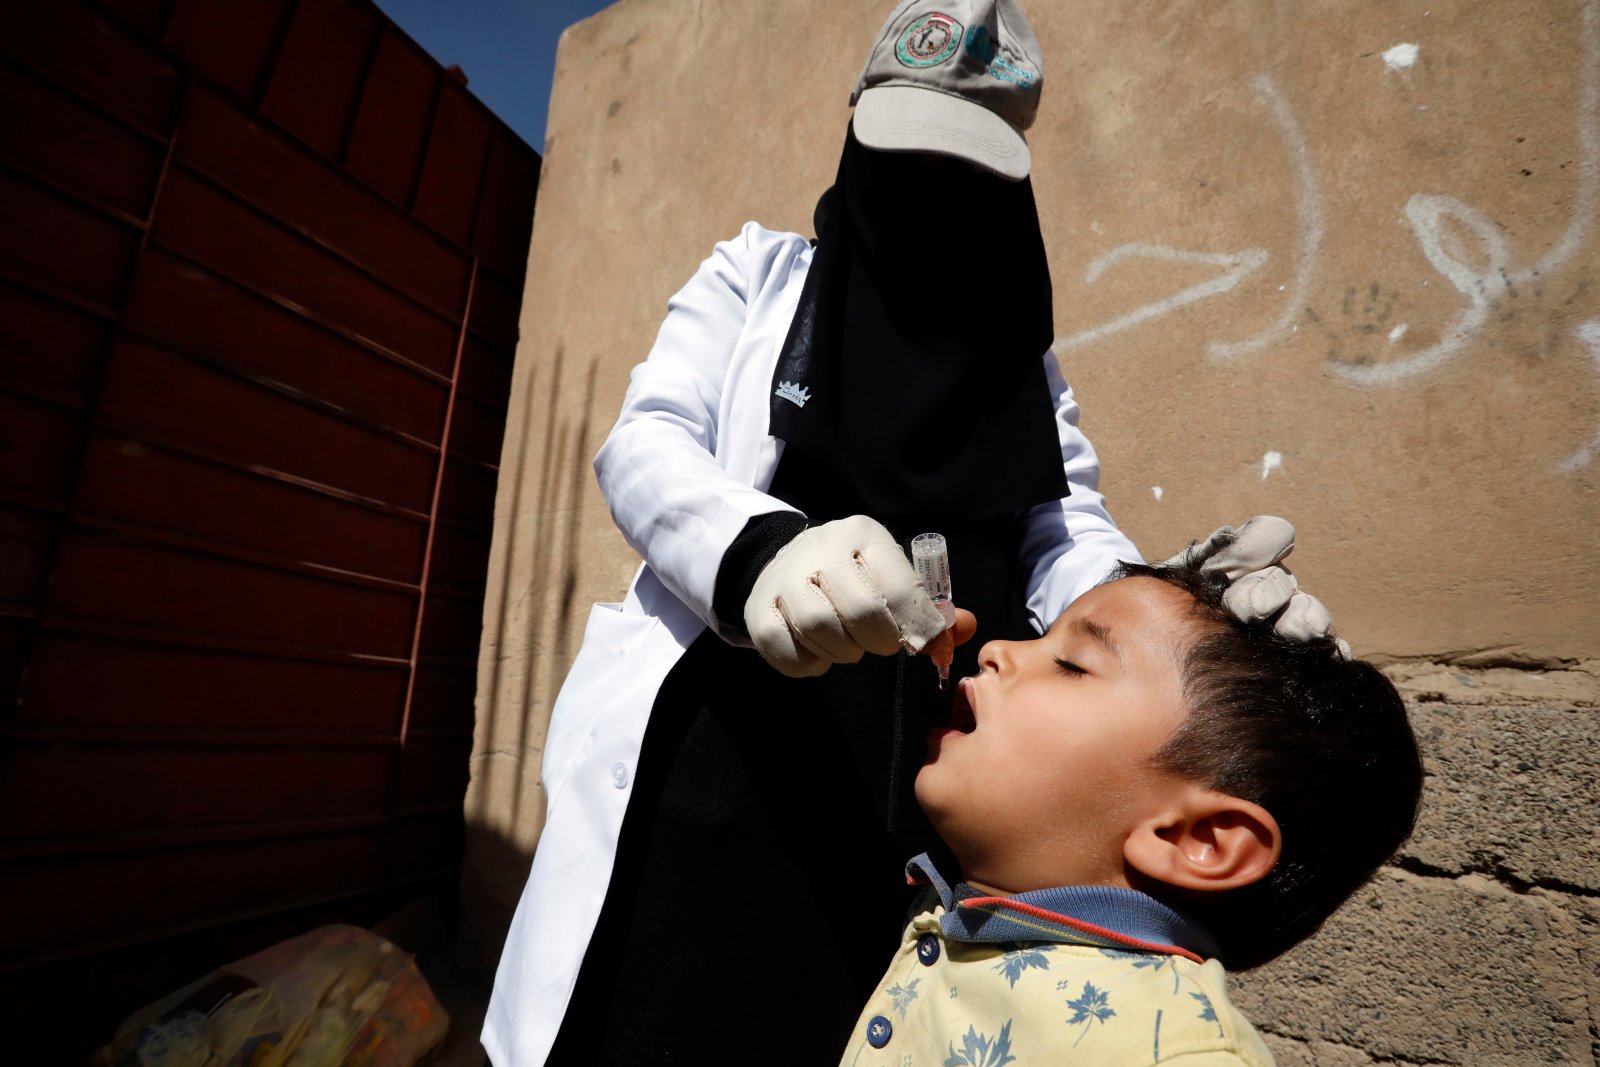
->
906, 852, 1222, 964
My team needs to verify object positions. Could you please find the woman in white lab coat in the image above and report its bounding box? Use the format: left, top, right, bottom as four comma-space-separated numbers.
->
482, 2, 1137, 1063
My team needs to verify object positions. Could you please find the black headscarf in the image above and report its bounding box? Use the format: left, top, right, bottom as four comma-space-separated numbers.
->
767, 125, 1068, 524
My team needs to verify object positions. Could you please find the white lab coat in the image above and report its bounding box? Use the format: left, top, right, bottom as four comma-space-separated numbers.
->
482, 222, 1138, 1066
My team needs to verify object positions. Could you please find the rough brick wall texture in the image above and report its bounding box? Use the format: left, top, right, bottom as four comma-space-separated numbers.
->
1237, 666, 1600, 1064
465, 1, 1600, 1061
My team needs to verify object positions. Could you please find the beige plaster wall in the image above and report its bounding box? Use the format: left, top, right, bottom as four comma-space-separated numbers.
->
462, 1, 1600, 1060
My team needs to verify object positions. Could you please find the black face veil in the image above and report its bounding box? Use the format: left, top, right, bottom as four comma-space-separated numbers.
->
767, 125, 1069, 525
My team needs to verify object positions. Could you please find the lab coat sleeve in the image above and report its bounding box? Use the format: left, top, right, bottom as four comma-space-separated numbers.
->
594, 223, 804, 638
1016, 355, 1141, 632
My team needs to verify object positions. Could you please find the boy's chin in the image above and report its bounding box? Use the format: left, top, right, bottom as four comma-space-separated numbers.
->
912, 769, 956, 838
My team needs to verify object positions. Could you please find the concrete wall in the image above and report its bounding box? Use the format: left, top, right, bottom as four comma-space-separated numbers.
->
463, 1, 1600, 1061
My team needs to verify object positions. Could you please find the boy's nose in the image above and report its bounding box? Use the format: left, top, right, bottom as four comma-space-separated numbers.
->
977, 638, 1015, 673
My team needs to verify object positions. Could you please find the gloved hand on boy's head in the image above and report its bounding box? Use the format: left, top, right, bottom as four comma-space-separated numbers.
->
1167, 515, 1352, 658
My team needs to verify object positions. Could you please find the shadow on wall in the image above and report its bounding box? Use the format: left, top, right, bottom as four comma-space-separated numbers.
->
456, 818, 537, 986
458, 345, 601, 982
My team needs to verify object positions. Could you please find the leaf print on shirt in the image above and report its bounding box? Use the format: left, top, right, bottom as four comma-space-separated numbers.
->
1096, 948, 1182, 994
1064, 981, 1117, 1047
1191, 990, 1224, 1037
993, 946, 1052, 988
1130, 953, 1181, 994
888, 977, 921, 1019
943, 1020, 1018, 1067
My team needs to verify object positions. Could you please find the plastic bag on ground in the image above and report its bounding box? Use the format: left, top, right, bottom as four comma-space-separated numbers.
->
91, 924, 449, 1067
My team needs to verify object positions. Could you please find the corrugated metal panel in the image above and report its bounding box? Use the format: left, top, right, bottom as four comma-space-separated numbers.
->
0, 172, 142, 308
122, 248, 452, 444
181, 87, 473, 316
19, 634, 410, 736
345, 30, 438, 206
2, 3, 183, 135
414, 84, 494, 246
262, 0, 378, 159
150, 170, 463, 376
0, 63, 165, 217
0, 0, 535, 1052
161, 0, 297, 99
472, 128, 540, 281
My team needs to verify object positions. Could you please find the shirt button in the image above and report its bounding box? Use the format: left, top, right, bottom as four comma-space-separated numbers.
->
866, 1014, 892, 1049
916, 933, 941, 966
610, 762, 629, 789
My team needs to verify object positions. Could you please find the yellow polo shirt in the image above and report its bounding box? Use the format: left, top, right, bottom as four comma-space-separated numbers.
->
840, 855, 1275, 1066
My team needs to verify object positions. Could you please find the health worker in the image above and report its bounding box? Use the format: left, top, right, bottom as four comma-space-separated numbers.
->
489, 1, 1138, 1062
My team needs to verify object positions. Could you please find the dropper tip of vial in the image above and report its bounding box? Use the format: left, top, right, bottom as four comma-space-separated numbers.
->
938, 665, 949, 690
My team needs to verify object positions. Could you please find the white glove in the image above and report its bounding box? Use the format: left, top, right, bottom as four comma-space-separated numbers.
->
1167, 516, 1350, 658
744, 515, 949, 678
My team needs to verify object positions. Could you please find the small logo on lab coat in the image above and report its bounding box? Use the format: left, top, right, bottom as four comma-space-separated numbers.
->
775, 381, 811, 408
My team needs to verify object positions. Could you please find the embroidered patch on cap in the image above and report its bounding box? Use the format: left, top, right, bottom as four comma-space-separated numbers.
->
896, 12, 964, 68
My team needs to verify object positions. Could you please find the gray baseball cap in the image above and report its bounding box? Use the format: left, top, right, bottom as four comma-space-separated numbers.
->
850, 0, 1044, 181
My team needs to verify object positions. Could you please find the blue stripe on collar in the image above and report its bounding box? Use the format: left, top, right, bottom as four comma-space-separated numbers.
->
905, 853, 1222, 963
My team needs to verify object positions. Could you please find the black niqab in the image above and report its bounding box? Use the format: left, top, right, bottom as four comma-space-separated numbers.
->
768, 126, 1068, 523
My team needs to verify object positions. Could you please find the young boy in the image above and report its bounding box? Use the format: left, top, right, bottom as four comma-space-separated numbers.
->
839, 529, 1423, 1065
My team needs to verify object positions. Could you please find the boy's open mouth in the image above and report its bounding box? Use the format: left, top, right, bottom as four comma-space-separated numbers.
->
948, 677, 977, 733
925, 677, 978, 758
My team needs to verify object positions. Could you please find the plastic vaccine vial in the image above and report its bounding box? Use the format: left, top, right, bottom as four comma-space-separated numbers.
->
911, 533, 956, 687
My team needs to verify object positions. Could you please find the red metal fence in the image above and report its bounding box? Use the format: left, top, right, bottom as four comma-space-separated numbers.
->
0, 0, 537, 1050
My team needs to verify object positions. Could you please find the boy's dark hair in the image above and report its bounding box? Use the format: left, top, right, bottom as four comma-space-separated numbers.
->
1113, 558, 1423, 971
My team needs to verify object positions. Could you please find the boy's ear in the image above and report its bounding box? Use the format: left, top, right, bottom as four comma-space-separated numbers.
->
1124, 788, 1281, 893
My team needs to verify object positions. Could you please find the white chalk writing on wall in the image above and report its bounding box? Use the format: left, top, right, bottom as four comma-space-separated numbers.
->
1558, 320, 1600, 472
1054, 1, 1599, 469
1053, 245, 1267, 353
1208, 75, 1324, 363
